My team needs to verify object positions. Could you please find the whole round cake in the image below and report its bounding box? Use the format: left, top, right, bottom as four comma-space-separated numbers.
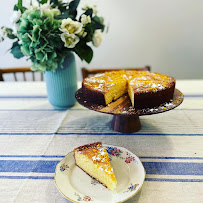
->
82, 70, 175, 109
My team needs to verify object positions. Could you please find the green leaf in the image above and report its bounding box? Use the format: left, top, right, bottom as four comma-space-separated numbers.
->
74, 42, 93, 63
83, 24, 94, 42
18, 0, 23, 13
10, 41, 24, 59
13, 4, 18, 11
4, 28, 17, 40
92, 16, 105, 30
22, 7, 27, 13
54, 12, 69, 20
7, 34, 17, 40
69, 0, 80, 10
57, 2, 69, 13
50, 0, 58, 4
83, 9, 93, 17
40, 0, 48, 4
68, 0, 80, 19
37, 0, 48, 3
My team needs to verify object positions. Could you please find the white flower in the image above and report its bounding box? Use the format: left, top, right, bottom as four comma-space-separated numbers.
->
43, 8, 61, 16
82, 4, 98, 15
92, 30, 103, 47
51, 8, 61, 16
10, 10, 21, 24
61, 32, 79, 48
1, 27, 7, 36
32, 0, 40, 8
0, 27, 7, 42
38, 0, 60, 16
40, 0, 52, 12
61, 18, 83, 34
78, 28, 87, 38
26, 0, 40, 9
81, 14, 91, 25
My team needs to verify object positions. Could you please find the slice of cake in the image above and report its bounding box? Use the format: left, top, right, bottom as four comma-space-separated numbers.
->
127, 71, 176, 108
82, 70, 127, 106
74, 142, 117, 191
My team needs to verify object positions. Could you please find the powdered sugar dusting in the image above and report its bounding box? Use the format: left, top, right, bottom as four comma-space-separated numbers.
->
151, 83, 165, 90
104, 168, 113, 174
144, 100, 177, 113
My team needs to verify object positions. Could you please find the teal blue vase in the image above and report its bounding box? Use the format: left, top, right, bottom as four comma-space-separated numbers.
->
44, 52, 77, 109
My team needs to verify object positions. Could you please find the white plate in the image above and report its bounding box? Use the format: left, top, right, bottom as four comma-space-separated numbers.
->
54, 144, 146, 203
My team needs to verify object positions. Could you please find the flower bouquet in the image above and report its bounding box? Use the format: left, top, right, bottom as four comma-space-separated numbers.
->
0, 0, 105, 72
0, 0, 105, 108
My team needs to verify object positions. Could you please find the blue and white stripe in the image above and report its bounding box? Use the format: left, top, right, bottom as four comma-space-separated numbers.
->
0, 156, 202, 182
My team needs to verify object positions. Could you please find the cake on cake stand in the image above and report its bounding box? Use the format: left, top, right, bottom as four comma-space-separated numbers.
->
75, 89, 184, 133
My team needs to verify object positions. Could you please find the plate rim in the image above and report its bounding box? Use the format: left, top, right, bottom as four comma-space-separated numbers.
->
54, 144, 146, 203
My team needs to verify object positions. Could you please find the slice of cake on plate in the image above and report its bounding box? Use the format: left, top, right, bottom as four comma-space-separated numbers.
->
74, 142, 117, 191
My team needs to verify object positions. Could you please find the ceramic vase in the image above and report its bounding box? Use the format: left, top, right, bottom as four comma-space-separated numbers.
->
44, 52, 77, 109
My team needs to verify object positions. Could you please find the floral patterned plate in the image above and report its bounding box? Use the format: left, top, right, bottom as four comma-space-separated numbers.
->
54, 144, 146, 203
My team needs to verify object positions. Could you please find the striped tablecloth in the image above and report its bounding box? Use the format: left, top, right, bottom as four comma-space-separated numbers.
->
0, 80, 202, 203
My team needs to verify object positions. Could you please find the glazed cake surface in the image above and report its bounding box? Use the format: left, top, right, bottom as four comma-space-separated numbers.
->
74, 142, 117, 191
82, 71, 127, 105
82, 70, 175, 108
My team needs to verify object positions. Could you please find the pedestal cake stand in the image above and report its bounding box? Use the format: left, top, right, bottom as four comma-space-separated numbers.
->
75, 89, 184, 133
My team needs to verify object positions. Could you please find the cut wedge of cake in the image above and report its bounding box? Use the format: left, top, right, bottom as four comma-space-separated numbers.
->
82, 71, 128, 106
74, 142, 117, 191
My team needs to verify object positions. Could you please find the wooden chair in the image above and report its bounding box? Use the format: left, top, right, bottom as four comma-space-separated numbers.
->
81, 66, 151, 79
0, 67, 44, 81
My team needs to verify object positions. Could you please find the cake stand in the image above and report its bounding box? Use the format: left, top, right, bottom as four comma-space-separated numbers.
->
75, 89, 184, 133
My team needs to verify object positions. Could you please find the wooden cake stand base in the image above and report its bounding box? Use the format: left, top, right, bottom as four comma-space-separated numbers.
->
75, 89, 184, 133
112, 115, 141, 133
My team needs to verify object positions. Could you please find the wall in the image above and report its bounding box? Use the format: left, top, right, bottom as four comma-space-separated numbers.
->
0, 0, 203, 80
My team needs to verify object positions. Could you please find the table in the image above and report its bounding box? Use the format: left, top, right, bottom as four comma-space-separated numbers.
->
0, 80, 202, 203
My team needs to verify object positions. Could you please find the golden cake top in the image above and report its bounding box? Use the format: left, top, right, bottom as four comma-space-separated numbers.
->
74, 142, 116, 180
83, 70, 127, 93
126, 71, 175, 93
83, 70, 175, 93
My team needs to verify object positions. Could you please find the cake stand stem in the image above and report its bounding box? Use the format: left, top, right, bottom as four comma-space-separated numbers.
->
111, 115, 141, 133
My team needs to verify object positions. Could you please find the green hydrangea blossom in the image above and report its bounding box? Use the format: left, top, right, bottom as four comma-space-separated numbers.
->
18, 8, 62, 72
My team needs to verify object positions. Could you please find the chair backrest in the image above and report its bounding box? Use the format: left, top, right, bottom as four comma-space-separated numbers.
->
0, 67, 44, 81
81, 66, 151, 79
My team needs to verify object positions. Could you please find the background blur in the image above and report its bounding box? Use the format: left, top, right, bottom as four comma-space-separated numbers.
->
0, 0, 203, 80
